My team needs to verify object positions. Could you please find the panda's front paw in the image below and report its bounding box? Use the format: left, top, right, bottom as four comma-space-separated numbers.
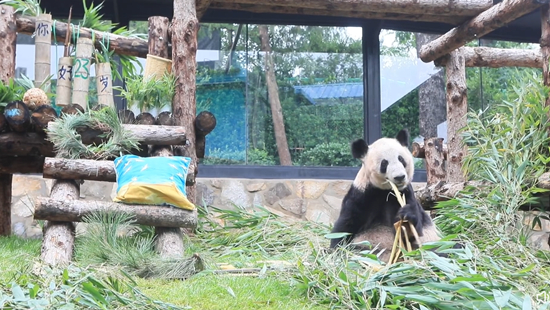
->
396, 204, 418, 226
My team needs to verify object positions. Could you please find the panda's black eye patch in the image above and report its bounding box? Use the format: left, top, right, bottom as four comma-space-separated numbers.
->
398, 155, 406, 168
380, 159, 388, 173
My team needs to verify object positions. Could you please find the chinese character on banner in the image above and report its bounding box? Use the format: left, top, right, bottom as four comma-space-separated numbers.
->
100, 76, 109, 92
58, 65, 73, 81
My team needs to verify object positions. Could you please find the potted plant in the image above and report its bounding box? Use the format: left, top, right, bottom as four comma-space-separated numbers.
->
115, 72, 175, 117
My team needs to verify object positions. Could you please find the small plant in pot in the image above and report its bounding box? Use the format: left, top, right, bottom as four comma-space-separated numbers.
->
115, 73, 176, 117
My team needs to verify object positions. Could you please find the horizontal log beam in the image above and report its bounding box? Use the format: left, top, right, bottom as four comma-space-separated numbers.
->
419, 0, 549, 63
47, 123, 188, 146
34, 197, 198, 228
222, 0, 492, 16
16, 14, 148, 58
0, 156, 44, 174
42, 157, 195, 184
435, 46, 543, 68
0, 132, 55, 157
415, 180, 488, 208
210, 2, 467, 24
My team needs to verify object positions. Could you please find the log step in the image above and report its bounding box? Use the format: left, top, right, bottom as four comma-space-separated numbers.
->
34, 197, 198, 228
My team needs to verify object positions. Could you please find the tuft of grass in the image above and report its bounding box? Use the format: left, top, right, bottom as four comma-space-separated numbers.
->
0, 236, 41, 282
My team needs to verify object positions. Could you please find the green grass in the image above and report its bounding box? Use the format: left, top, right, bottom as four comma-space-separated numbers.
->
135, 274, 323, 310
0, 235, 41, 282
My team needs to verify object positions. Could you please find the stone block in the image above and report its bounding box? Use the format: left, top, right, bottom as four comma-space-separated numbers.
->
12, 195, 34, 218
196, 182, 215, 206
246, 182, 266, 193
277, 198, 306, 216
328, 181, 351, 197
265, 183, 292, 205
220, 180, 250, 208
296, 181, 328, 199
12, 175, 47, 197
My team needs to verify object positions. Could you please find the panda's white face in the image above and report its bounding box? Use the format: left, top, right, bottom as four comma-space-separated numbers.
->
352, 130, 415, 191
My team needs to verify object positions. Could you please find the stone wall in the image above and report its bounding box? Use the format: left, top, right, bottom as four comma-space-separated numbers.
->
8, 174, 550, 251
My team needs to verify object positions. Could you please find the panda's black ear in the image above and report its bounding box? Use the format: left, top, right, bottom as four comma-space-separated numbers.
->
396, 129, 410, 147
351, 139, 368, 159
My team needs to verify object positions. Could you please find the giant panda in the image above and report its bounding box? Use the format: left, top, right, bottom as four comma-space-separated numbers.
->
329, 129, 441, 263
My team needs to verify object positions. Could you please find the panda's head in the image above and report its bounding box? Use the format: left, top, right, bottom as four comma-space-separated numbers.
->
352, 129, 414, 191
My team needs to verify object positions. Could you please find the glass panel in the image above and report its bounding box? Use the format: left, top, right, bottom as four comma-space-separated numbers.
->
199, 24, 364, 167
379, 30, 446, 170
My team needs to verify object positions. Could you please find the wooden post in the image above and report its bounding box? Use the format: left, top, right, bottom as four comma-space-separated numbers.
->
147, 15, 185, 258
172, 0, 199, 196
0, 4, 16, 236
541, 4, 550, 122
424, 138, 447, 185
40, 179, 79, 265
445, 48, 467, 183
34, 13, 52, 91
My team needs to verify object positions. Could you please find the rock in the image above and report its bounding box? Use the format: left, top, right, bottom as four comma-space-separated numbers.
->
277, 198, 306, 216
528, 232, 550, 251
265, 183, 292, 205
329, 181, 351, 197
295, 181, 328, 199
253, 193, 264, 207
12, 195, 34, 218
12, 175, 47, 197
247, 182, 266, 193
26, 226, 43, 239
12, 222, 26, 237
306, 207, 331, 225
196, 182, 215, 206
323, 194, 342, 211
220, 180, 250, 208
81, 181, 115, 201
211, 179, 223, 189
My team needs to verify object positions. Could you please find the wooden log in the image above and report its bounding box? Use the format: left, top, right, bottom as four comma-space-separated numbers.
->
424, 137, 447, 185
34, 198, 198, 228
61, 103, 84, 115
0, 132, 54, 157
542, 4, 550, 122
42, 157, 195, 184
0, 5, 16, 83
172, 0, 199, 202
34, 13, 52, 92
419, 0, 550, 63
0, 114, 7, 133
0, 173, 11, 236
156, 111, 173, 126
221, 0, 492, 16
4, 101, 30, 132
148, 16, 170, 59
445, 48, 467, 183
31, 104, 58, 132
415, 180, 487, 208
435, 46, 543, 68
0, 4, 16, 237
412, 141, 448, 159
15, 14, 149, 58
136, 112, 156, 125
210, 2, 467, 24
196, 0, 213, 19
40, 179, 79, 265
47, 122, 188, 145
118, 109, 135, 124
150, 14, 185, 259
195, 111, 216, 159
0, 156, 44, 174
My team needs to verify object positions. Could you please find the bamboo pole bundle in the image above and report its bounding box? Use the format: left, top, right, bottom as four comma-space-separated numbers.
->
34, 13, 51, 92
71, 37, 93, 110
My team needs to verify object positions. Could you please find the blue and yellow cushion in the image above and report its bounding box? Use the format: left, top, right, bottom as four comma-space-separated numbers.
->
113, 154, 195, 211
